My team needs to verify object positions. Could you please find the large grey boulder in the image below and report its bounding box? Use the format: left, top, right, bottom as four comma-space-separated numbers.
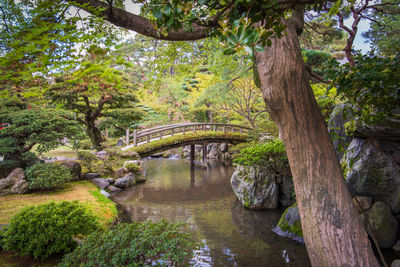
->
344, 138, 400, 213
231, 165, 279, 209
0, 168, 28, 195
60, 161, 82, 180
91, 178, 110, 189
113, 167, 128, 179
114, 173, 136, 189
365, 201, 398, 248
272, 203, 304, 243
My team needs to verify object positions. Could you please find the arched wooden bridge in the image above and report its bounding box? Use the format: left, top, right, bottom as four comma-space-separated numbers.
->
121, 123, 250, 163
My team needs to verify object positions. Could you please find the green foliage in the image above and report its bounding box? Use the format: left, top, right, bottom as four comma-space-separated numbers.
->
77, 151, 97, 172
311, 83, 338, 120
229, 141, 257, 156
46, 46, 142, 150
125, 163, 141, 174
77, 139, 93, 150
233, 139, 288, 172
0, 201, 99, 260
0, 0, 122, 101
59, 219, 198, 266
327, 53, 400, 123
129, 131, 248, 156
0, 100, 81, 168
143, 1, 290, 57
25, 163, 74, 190
302, 49, 334, 77
363, 0, 400, 57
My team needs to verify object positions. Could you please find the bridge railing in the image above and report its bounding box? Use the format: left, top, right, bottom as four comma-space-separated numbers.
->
125, 123, 251, 147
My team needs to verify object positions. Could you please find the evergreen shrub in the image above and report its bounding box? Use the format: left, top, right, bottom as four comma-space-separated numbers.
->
59, 219, 198, 266
25, 163, 73, 190
233, 139, 288, 171
77, 151, 96, 172
0, 201, 99, 260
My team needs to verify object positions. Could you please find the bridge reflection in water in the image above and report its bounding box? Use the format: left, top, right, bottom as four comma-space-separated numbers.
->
112, 159, 311, 266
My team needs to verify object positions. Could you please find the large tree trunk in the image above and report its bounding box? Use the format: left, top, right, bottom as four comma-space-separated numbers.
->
86, 120, 104, 151
255, 8, 379, 266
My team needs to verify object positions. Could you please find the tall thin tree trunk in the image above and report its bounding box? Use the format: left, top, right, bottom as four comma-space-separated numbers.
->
255, 7, 379, 266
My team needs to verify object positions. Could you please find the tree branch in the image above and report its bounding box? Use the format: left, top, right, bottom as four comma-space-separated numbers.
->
66, 0, 208, 41
0, 6, 10, 33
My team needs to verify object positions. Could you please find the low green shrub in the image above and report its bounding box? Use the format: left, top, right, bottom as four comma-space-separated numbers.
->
229, 141, 257, 156
25, 163, 74, 190
77, 139, 93, 150
1, 201, 99, 260
233, 139, 288, 171
59, 219, 198, 266
125, 162, 141, 174
77, 151, 96, 172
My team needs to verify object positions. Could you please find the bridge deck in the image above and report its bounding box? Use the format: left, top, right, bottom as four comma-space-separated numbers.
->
123, 123, 251, 150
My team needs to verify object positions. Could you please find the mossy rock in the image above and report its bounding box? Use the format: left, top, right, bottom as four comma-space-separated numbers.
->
272, 203, 304, 243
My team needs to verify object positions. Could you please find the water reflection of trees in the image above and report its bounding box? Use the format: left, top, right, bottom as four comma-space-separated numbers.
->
113, 159, 311, 266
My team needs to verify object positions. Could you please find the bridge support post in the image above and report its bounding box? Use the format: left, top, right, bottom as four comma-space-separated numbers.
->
202, 142, 208, 167
133, 130, 137, 146
190, 144, 195, 166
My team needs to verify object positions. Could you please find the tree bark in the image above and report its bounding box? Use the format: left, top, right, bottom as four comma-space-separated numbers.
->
255, 7, 379, 266
86, 119, 104, 151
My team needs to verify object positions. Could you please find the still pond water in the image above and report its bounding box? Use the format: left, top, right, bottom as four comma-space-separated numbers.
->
113, 158, 311, 267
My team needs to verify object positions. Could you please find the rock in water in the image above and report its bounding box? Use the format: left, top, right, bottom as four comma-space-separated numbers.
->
91, 178, 110, 189
114, 173, 136, 189
392, 260, 400, 267
107, 185, 122, 193
0, 168, 28, 195
366, 201, 398, 248
231, 165, 279, 209
344, 138, 400, 213
100, 189, 110, 198
272, 203, 304, 243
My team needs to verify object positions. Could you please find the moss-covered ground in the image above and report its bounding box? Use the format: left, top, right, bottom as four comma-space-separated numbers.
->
0, 180, 117, 226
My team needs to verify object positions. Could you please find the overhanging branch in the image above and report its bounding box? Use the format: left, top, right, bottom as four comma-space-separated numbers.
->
66, 0, 208, 41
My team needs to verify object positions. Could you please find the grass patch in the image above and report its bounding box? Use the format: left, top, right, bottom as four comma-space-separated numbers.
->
0, 181, 117, 226
42, 146, 77, 159
129, 131, 248, 156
